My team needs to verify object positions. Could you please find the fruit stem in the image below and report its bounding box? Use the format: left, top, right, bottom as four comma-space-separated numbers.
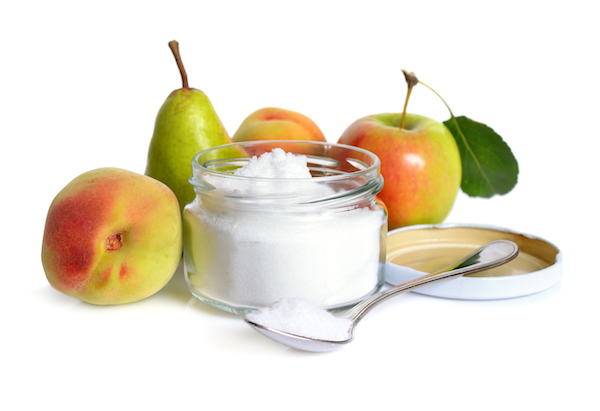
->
169, 40, 189, 89
401, 70, 419, 129
106, 233, 123, 251
419, 79, 481, 189
418, 80, 456, 119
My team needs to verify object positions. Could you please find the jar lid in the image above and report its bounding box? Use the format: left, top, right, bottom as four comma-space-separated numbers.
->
385, 223, 562, 300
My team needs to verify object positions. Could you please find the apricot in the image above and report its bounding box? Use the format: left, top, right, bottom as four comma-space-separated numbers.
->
232, 107, 326, 154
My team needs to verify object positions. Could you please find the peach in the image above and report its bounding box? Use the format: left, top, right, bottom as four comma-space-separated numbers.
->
41, 167, 183, 305
232, 107, 326, 145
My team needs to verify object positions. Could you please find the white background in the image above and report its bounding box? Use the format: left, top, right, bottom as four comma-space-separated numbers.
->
2, 1, 598, 410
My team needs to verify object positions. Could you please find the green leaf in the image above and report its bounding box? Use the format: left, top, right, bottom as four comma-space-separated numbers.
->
443, 116, 518, 198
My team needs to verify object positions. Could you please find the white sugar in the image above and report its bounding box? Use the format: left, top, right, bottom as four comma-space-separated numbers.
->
210, 148, 330, 198
246, 298, 352, 341
233, 148, 312, 179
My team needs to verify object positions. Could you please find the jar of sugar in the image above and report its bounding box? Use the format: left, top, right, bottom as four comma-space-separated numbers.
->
183, 141, 387, 315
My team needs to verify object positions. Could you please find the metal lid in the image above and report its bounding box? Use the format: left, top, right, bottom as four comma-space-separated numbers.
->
385, 223, 562, 300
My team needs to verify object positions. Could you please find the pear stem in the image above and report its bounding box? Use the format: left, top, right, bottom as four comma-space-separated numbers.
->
169, 40, 189, 89
401, 70, 419, 129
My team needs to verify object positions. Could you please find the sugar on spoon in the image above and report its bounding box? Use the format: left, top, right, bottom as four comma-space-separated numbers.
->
244, 240, 519, 352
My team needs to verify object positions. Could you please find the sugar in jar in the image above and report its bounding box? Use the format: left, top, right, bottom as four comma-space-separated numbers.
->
183, 141, 387, 315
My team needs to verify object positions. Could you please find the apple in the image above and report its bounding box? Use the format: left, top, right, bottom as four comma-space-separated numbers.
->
232, 107, 326, 153
41, 167, 183, 305
338, 113, 461, 229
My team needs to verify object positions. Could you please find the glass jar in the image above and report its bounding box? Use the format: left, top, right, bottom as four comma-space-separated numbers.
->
183, 140, 387, 315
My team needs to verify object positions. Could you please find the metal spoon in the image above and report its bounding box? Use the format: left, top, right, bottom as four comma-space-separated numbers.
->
245, 240, 519, 352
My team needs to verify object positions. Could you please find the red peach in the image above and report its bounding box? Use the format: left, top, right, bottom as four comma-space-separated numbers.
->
41, 168, 182, 305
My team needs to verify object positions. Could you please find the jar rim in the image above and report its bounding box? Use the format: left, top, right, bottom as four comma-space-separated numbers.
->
191, 140, 381, 184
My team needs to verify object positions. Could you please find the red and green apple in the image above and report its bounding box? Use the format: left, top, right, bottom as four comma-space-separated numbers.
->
338, 113, 461, 230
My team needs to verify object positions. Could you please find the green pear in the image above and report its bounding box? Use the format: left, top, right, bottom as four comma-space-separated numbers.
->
146, 40, 238, 212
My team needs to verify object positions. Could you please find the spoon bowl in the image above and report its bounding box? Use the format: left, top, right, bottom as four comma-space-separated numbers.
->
245, 240, 519, 352
245, 323, 354, 353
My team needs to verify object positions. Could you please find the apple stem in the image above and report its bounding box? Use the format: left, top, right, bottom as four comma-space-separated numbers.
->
401, 73, 472, 173
400, 87, 413, 129
169, 40, 189, 89
401, 70, 419, 129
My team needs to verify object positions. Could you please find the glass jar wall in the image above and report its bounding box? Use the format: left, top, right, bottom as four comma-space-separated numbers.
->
183, 141, 387, 315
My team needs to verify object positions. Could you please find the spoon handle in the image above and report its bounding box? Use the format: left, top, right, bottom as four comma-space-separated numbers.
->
343, 240, 519, 323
